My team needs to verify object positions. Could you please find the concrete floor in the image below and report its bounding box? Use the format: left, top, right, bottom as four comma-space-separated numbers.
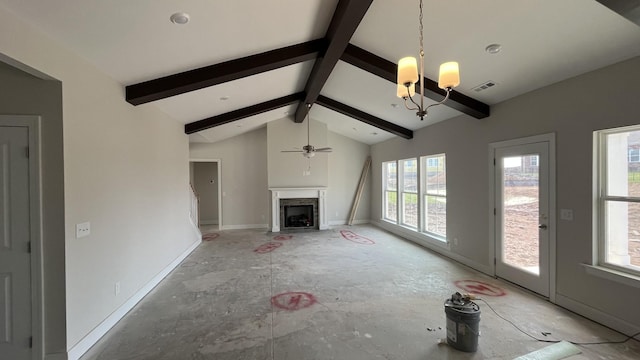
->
80, 225, 640, 360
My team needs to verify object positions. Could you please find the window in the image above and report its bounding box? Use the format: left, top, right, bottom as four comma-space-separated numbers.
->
595, 126, 640, 277
400, 158, 418, 228
382, 161, 397, 222
422, 154, 446, 238
381, 154, 447, 244
629, 148, 640, 163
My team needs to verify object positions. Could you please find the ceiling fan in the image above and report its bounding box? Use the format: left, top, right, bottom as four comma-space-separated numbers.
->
281, 104, 332, 158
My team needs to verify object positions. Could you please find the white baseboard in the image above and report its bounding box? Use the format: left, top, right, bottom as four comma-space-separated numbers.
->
66, 238, 202, 360
328, 219, 371, 226
220, 223, 268, 230
372, 220, 493, 276
555, 293, 640, 336
200, 219, 219, 225
45, 353, 67, 360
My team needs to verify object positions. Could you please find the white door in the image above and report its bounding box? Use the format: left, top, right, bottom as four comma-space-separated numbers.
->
494, 141, 551, 297
0, 125, 32, 359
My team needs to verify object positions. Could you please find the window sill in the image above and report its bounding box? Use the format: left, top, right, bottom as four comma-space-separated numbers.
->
378, 219, 449, 250
581, 264, 640, 289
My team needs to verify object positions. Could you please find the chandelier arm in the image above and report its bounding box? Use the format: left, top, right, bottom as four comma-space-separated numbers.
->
424, 87, 452, 113
403, 97, 420, 111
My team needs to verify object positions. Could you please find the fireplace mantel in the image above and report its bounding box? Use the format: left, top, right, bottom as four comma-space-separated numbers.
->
269, 187, 328, 232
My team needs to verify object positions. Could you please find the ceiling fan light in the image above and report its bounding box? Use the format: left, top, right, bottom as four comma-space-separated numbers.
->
438, 61, 460, 89
397, 57, 419, 86
397, 83, 415, 98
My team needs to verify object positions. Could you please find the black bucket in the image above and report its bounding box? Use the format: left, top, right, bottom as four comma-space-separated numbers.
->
444, 299, 481, 352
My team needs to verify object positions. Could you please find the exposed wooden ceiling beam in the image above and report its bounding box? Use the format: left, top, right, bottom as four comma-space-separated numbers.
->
293, 0, 374, 123
316, 95, 413, 139
184, 93, 304, 134
341, 44, 490, 119
127, 40, 325, 105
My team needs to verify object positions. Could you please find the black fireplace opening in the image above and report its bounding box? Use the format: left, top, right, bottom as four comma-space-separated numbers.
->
284, 205, 314, 228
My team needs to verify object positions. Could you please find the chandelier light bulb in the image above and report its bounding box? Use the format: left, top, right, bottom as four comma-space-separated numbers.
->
438, 62, 460, 89
397, 57, 419, 86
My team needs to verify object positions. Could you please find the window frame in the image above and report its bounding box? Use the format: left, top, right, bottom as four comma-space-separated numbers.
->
399, 158, 419, 229
594, 125, 640, 278
382, 161, 398, 222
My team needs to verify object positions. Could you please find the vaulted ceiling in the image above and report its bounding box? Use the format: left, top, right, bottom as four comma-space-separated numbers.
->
1, 0, 639, 145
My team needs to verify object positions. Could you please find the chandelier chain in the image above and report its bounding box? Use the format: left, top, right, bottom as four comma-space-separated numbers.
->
419, 0, 424, 58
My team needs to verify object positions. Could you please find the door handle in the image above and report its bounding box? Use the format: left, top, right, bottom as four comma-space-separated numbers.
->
539, 224, 548, 229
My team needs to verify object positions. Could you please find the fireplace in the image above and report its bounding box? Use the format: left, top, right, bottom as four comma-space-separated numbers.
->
281, 199, 318, 230
269, 187, 328, 232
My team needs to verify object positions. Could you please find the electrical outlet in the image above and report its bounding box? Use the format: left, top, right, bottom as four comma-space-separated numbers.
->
115, 282, 121, 296
76, 222, 91, 238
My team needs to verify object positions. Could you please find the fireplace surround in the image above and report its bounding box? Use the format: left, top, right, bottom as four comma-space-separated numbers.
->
269, 187, 327, 232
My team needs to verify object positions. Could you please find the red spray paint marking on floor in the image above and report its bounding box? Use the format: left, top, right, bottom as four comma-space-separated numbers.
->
340, 230, 375, 245
253, 242, 282, 254
202, 233, 220, 241
454, 280, 507, 296
271, 292, 317, 311
273, 235, 293, 241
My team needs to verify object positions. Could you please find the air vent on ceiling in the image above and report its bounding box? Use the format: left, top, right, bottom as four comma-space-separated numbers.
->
471, 81, 497, 92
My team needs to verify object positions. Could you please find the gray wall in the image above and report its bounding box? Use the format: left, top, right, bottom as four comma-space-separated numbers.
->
370, 56, 640, 333
0, 61, 67, 354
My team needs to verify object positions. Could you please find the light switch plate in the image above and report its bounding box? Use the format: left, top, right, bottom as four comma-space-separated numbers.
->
560, 209, 574, 221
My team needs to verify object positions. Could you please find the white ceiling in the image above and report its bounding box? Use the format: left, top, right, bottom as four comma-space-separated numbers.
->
1, 0, 639, 145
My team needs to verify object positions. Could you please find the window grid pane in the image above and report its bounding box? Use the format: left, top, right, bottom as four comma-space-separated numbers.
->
402, 193, 418, 228
384, 191, 397, 221
422, 154, 447, 240
425, 195, 446, 237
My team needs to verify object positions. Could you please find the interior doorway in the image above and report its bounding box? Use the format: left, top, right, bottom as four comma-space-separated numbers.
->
490, 134, 556, 300
0, 116, 42, 360
190, 160, 222, 230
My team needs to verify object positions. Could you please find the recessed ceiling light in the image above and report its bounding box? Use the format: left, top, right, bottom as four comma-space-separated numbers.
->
236, 123, 243, 128
371, 132, 378, 136
485, 44, 502, 54
352, 127, 358, 131
170, 12, 190, 25
219, 96, 230, 101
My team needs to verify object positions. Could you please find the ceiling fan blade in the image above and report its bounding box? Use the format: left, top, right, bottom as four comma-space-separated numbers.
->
314, 147, 332, 152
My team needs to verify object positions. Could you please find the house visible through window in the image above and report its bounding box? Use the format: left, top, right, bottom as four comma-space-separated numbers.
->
628, 148, 640, 163
594, 126, 640, 277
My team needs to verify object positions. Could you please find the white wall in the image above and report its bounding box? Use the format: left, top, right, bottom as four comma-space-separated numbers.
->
190, 128, 270, 229
370, 56, 640, 334
267, 117, 329, 187
328, 131, 371, 224
190, 122, 371, 229
0, 5, 200, 357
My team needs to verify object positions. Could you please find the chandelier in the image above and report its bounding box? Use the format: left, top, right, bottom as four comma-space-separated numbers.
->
397, 0, 460, 121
